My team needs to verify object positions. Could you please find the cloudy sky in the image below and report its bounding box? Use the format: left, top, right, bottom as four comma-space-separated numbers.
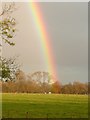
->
3, 2, 88, 84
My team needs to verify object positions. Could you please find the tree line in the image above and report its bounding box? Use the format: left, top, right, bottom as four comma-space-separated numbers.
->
0, 70, 88, 94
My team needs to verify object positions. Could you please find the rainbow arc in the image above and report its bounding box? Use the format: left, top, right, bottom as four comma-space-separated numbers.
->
29, 1, 58, 82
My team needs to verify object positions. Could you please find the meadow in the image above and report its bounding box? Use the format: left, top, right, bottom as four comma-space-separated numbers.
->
2, 93, 88, 118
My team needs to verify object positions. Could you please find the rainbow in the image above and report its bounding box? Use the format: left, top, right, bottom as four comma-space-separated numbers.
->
29, 1, 58, 82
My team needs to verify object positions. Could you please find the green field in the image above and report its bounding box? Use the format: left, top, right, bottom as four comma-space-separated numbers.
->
2, 93, 88, 118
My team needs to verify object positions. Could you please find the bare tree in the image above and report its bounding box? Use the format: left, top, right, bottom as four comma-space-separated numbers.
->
29, 71, 54, 84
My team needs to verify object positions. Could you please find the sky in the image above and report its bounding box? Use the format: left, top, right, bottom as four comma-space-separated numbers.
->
3, 2, 88, 84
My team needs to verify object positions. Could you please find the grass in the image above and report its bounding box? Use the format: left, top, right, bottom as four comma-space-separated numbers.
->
1, 93, 88, 118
